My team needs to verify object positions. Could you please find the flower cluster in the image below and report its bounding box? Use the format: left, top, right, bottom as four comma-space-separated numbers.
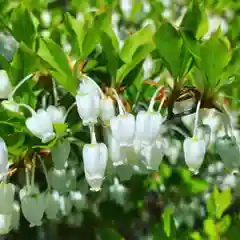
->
75, 75, 208, 190
0, 71, 237, 230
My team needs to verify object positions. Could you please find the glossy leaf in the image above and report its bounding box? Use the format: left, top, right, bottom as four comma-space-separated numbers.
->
38, 38, 78, 95
180, 0, 208, 39
120, 25, 154, 63
11, 4, 37, 48
65, 13, 85, 56
155, 23, 183, 79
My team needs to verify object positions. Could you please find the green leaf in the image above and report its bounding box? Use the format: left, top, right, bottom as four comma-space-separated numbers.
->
215, 188, 232, 219
38, 38, 78, 95
22, 0, 48, 9
120, 25, 154, 63
155, 23, 183, 79
53, 123, 68, 137
207, 193, 216, 217
38, 38, 71, 75
180, 0, 208, 39
101, 32, 118, 80
217, 215, 231, 234
82, 13, 107, 58
51, 71, 78, 96
199, 30, 231, 90
65, 13, 85, 56
190, 232, 202, 240
162, 207, 173, 237
204, 219, 218, 240
116, 43, 154, 85
4, 132, 26, 156
188, 179, 209, 193
11, 4, 37, 48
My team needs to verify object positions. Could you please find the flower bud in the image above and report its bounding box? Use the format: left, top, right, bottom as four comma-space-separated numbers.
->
216, 136, 240, 168
110, 113, 135, 147
109, 179, 127, 205
100, 97, 115, 123
0, 183, 15, 214
59, 195, 72, 216
66, 169, 77, 190
0, 70, 12, 99
48, 168, 68, 193
221, 174, 237, 190
26, 109, 55, 143
45, 191, 60, 220
21, 193, 45, 227
136, 111, 163, 145
70, 191, 86, 211
183, 137, 206, 174
83, 143, 108, 191
46, 105, 65, 123
116, 164, 134, 181
76, 92, 100, 126
139, 141, 164, 170
51, 139, 70, 169
0, 138, 8, 175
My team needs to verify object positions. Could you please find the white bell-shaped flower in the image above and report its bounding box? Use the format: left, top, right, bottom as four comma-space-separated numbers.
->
0, 70, 12, 99
48, 168, 68, 193
195, 124, 211, 147
83, 143, 108, 191
221, 174, 237, 190
109, 136, 127, 166
66, 169, 77, 190
51, 139, 70, 170
59, 195, 72, 216
0, 138, 8, 176
140, 141, 164, 170
1, 100, 19, 112
162, 139, 180, 165
76, 92, 100, 126
78, 79, 100, 97
109, 178, 127, 205
46, 105, 66, 123
0, 183, 15, 214
110, 113, 135, 147
26, 109, 55, 143
0, 213, 12, 235
216, 136, 240, 169
135, 110, 163, 145
11, 201, 20, 231
100, 97, 115, 123
19, 185, 39, 200
21, 193, 46, 227
70, 191, 87, 211
104, 128, 127, 167
116, 164, 134, 181
45, 191, 60, 220
183, 137, 206, 174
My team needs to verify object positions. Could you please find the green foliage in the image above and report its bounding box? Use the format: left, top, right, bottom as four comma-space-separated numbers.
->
38, 38, 78, 95
0, 0, 240, 239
